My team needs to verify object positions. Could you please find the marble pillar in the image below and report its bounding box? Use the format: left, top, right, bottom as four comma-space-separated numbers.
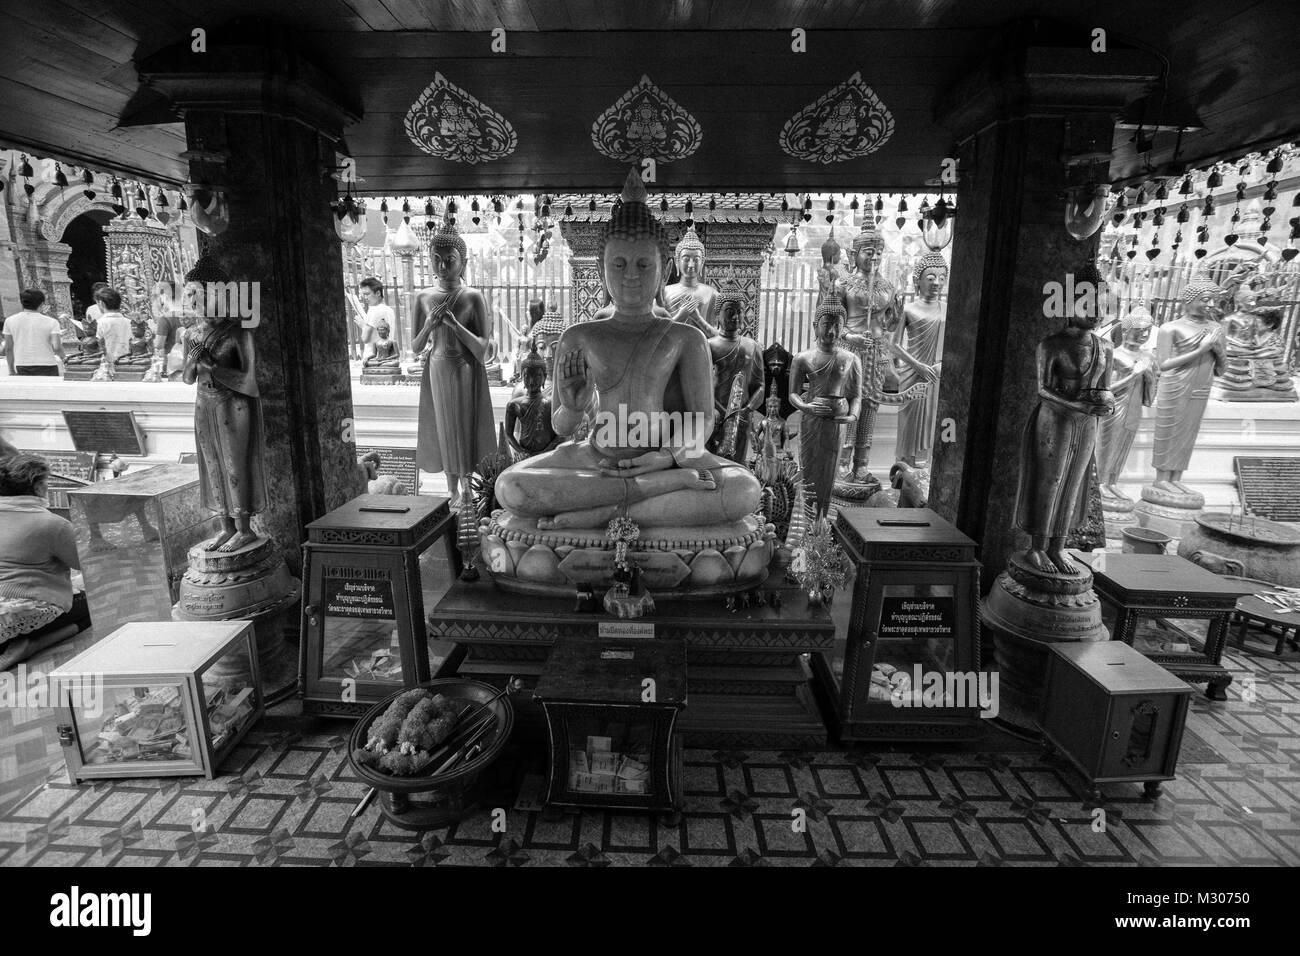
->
140, 35, 366, 575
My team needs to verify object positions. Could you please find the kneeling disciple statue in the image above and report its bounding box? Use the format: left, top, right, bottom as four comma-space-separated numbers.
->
413, 215, 497, 504
484, 170, 772, 598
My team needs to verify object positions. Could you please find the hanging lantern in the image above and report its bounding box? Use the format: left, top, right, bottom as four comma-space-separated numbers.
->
1064, 183, 1108, 240
333, 191, 367, 244
922, 199, 954, 250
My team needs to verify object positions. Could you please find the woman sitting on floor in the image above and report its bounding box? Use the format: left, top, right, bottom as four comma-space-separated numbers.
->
0, 453, 87, 668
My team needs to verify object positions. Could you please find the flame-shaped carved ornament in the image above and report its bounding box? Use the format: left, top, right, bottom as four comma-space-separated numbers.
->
404, 72, 518, 165
779, 72, 895, 165
590, 75, 702, 163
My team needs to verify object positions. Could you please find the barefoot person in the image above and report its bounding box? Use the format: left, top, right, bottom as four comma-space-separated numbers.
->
182, 258, 266, 553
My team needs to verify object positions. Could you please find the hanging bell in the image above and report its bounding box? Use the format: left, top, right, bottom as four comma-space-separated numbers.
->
1203, 196, 1215, 216
684, 199, 693, 215
1155, 181, 1168, 201
425, 199, 435, 217
897, 198, 908, 213
541, 202, 550, 218
82, 168, 94, 186
588, 199, 596, 212
756, 199, 764, 213
565, 203, 573, 217
1177, 206, 1189, 223
874, 196, 884, 212
780, 198, 789, 212
495, 198, 505, 214
1179, 176, 1192, 195
1207, 168, 1223, 188
1135, 187, 1147, 205
803, 196, 812, 210
849, 195, 859, 210
111, 180, 123, 200
448, 199, 457, 215
1267, 152, 1284, 174
827, 198, 835, 211
709, 197, 717, 211
54, 164, 68, 188
19, 155, 34, 178
1264, 182, 1278, 201
402, 199, 411, 214
1236, 182, 1247, 200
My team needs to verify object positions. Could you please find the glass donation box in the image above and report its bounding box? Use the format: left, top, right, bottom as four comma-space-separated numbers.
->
534, 637, 686, 813
67, 463, 218, 637
818, 508, 985, 742
50, 621, 262, 781
299, 494, 458, 717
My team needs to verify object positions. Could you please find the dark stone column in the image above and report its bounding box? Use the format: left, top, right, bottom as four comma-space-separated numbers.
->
140, 32, 366, 573
929, 41, 1160, 584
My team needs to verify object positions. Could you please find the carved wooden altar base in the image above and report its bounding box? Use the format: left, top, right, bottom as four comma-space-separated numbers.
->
479, 512, 776, 599
428, 572, 835, 748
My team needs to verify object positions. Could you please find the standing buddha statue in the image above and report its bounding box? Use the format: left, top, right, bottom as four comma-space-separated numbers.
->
705, 290, 765, 461
1098, 306, 1158, 503
892, 251, 948, 469
834, 224, 902, 492
662, 224, 720, 337
788, 301, 862, 521
1147, 278, 1228, 504
412, 214, 497, 504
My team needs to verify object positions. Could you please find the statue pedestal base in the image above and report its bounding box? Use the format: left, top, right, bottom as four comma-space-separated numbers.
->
981, 555, 1107, 733
479, 512, 775, 599
1135, 486, 1203, 550
1102, 497, 1137, 549
113, 363, 151, 382
359, 366, 403, 385
63, 362, 102, 381
1210, 382, 1298, 403
173, 536, 301, 702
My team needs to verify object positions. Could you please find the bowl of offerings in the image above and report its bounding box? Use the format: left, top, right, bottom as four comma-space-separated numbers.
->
347, 677, 515, 830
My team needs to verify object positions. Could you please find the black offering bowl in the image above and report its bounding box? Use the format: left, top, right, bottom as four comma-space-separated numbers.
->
347, 678, 515, 831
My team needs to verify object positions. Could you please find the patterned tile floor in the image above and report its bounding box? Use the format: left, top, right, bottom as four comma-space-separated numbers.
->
2, 626, 1298, 867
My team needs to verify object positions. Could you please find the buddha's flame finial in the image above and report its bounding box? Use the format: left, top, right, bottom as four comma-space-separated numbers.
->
622, 167, 648, 205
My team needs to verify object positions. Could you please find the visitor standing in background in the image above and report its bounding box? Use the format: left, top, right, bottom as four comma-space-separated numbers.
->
96, 288, 130, 363
3, 288, 64, 376
81, 280, 111, 329
357, 276, 396, 350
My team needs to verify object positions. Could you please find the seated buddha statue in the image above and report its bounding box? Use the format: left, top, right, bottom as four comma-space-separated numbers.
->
66, 316, 103, 367
510, 309, 565, 400
493, 170, 761, 532
1212, 292, 1297, 402
504, 341, 560, 457
115, 316, 156, 374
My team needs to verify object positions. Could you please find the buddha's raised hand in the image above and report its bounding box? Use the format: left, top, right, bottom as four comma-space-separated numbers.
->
557, 347, 593, 410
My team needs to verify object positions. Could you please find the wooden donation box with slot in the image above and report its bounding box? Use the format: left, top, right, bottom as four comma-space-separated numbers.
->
67, 463, 218, 637
50, 622, 263, 781
817, 508, 984, 741
1040, 641, 1191, 801
299, 495, 458, 717
534, 637, 686, 813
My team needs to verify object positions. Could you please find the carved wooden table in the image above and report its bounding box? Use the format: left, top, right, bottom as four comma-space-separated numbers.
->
428, 573, 835, 748
1089, 553, 1252, 700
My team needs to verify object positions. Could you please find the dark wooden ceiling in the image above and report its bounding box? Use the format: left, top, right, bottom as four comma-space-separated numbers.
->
1, 0, 1298, 192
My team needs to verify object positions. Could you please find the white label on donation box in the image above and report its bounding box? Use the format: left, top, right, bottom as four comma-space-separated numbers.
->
598, 622, 655, 640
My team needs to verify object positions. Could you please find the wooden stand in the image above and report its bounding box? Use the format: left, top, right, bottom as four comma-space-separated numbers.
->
299, 494, 459, 717
429, 573, 834, 748
1090, 553, 1252, 700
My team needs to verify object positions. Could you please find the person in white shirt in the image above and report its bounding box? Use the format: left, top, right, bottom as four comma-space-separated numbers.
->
81, 281, 111, 331
95, 288, 131, 364
358, 276, 397, 353
3, 288, 64, 376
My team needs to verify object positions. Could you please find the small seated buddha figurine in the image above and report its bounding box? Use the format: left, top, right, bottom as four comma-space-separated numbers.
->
493, 170, 761, 532
504, 341, 560, 457
1211, 281, 1297, 402
1098, 306, 1158, 503
1014, 266, 1115, 576
66, 315, 103, 368
662, 224, 720, 337
706, 290, 765, 461
113, 315, 156, 378
834, 224, 903, 488
360, 316, 402, 383
788, 301, 862, 520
